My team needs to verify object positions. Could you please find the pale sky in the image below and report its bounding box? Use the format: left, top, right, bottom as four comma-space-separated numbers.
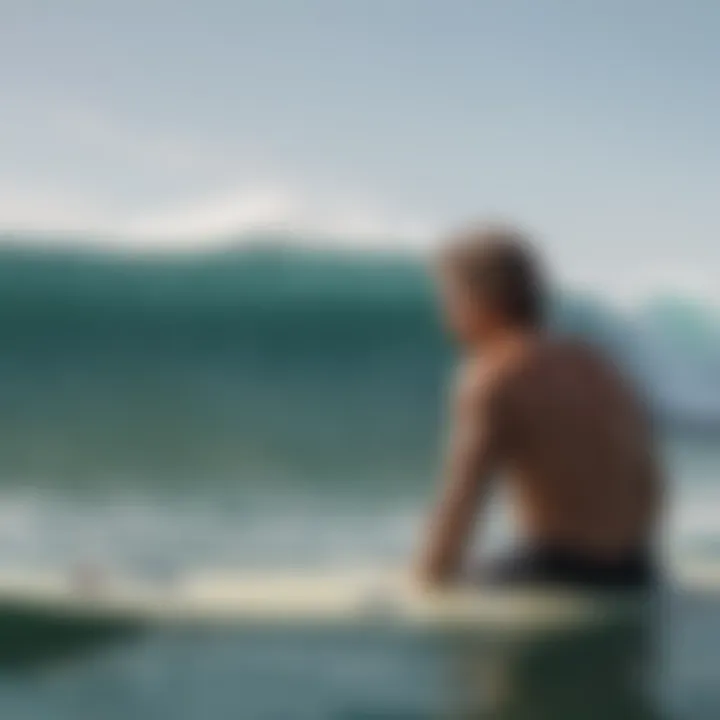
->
1, 1, 719, 297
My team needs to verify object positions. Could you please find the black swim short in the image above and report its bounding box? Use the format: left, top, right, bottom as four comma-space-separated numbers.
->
482, 544, 658, 590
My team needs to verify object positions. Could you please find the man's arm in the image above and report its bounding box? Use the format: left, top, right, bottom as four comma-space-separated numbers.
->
416, 365, 505, 586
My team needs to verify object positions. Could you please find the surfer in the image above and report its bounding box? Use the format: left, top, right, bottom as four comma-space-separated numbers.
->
418, 224, 663, 588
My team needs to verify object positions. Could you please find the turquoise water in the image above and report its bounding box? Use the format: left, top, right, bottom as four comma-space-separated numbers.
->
1, 593, 720, 718
0, 238, 718, 717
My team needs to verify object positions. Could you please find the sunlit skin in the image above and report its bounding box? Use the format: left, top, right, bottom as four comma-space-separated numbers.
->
417, 249, 663, 587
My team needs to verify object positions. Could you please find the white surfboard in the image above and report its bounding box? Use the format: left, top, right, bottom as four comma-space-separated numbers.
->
0, 560, 717, 636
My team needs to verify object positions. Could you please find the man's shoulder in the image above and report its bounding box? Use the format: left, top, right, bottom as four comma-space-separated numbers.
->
547, 336, 610, 366
452, 355, 515, 415
551, 336, 637, 386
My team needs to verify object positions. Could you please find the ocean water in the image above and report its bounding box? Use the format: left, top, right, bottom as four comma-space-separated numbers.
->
0, 236, 718, 717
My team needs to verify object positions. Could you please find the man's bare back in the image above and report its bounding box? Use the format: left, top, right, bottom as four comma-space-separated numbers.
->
418, 226, 662, 587
479, 338, 659, 557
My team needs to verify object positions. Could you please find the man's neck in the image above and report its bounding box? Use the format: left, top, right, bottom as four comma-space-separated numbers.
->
474, 326, 540, 359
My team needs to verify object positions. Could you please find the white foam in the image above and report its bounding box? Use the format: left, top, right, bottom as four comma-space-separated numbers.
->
0, 183, 433, 254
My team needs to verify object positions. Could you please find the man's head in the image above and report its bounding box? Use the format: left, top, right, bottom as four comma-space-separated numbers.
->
435, 224, 546, 346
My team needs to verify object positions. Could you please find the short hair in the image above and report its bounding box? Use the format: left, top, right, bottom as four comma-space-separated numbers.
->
438, 224, 546, 329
